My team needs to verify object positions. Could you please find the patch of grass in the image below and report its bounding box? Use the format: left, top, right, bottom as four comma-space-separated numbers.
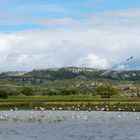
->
0, 95, 140, 111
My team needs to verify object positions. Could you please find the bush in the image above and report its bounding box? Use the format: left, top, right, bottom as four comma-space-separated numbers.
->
59, 89, 78, 95
21, 86, 34, 96
96, 86, 118, 98
0, 89, 8, 99
111, 93, 127, 98
46, 90, 59, 96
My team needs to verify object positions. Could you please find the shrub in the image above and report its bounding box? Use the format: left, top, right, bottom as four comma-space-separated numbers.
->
0, 89, 8, 99
96, 86, 118, 98
21, 86, 34, 96
47, 90, 59, 96
59, 89, 78, 95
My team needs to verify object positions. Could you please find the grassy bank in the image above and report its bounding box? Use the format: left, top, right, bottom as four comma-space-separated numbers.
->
0, 96, 140, 111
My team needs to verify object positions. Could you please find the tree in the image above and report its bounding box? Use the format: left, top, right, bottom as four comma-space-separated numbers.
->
46, 90, 59, 96
96, 86, 118, 98
0, 89, 8, 99
60, 89, 78, 95
21, 86, 34, 96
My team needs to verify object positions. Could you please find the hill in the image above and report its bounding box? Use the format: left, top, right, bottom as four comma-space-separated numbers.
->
0, 67, 140, 84
0, 67, 139, 97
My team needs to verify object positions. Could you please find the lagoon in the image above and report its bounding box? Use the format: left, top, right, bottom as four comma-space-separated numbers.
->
0, 111, 140, 140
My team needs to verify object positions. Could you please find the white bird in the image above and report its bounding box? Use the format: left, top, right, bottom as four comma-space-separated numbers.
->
137, 116, 140, 120
14, 107, 18, 111
10, 108, 14, 111
76, 115, 80, 119
132, 108, 136, 112
83, 115, 88, 120
40, 107, 45, 111
101, 108, 105, 111
118, 108, 122, 111
0, 115, 3, 119
118, 114, 121, 118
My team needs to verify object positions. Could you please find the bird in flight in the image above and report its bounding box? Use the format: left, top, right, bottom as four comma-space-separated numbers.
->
127, 56, 134, 61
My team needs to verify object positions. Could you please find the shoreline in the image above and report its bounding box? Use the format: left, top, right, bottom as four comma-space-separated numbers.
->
0, 96, 140, 111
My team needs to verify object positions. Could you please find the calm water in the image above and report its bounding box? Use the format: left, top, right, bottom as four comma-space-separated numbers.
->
0, 110, 140, 140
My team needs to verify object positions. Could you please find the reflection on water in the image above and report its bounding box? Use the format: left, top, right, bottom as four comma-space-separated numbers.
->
0, 110, 140, 140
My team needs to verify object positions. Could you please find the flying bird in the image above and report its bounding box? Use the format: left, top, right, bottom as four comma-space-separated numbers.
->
127, 56, 134, 61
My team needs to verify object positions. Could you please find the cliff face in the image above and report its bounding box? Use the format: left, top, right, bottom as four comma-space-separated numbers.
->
0, 67, 140, 84
98, 70, 140, 80
0, 71, 27, 77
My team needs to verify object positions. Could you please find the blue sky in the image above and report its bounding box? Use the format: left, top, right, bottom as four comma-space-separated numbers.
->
1, 0, 140, 31
0, 0, 140, 71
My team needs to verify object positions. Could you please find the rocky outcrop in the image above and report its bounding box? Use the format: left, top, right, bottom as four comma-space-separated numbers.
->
0, 77, 48, 84
99, 70, 140, 80
0, 71, 27, 77
0, 67, 140, 84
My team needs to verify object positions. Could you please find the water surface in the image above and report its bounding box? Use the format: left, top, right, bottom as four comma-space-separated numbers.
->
0, 111, 140, 140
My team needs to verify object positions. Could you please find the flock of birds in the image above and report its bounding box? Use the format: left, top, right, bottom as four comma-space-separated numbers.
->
0, 108, 90, 123
0, 106, 140, 123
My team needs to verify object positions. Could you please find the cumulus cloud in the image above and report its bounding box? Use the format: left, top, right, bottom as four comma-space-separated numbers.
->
0, 8, 140, 71
77, 54, 109, 69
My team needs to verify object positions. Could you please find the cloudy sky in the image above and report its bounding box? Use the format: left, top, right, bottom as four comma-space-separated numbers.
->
0, 0, 140, 71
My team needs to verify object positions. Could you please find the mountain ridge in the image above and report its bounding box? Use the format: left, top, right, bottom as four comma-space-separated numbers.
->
0, 67, 140, 83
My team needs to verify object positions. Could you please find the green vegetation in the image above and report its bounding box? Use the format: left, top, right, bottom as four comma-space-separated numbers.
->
0, 96, 140, 111
0, 67, 139, 110
21, 86, 34, 96
60, 89, 78, 95
0, 78, 139, 98
96, 86, 118, 98
0, 89, 8, 99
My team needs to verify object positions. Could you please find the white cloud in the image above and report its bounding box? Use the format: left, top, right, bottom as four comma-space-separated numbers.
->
77, 54, 110, 69
0, 8, 140, 71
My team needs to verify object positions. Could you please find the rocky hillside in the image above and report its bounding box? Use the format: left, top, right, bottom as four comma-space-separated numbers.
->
24, 67, 140, 80
0, 71, 27, 77
0, 67, 140, 84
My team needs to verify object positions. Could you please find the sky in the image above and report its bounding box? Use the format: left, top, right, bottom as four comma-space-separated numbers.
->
0, 0, 140, 71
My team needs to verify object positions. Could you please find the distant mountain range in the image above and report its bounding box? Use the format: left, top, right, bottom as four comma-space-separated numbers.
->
0, 67, 140, 84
